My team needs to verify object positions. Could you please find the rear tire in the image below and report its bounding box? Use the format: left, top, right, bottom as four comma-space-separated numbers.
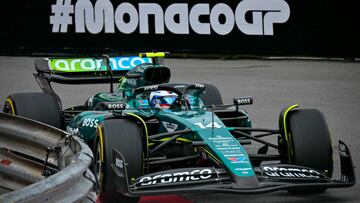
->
281, 109, 333, 193
166, 83, 223, 106
94, 119, 143, 203
200, 84, 223, 105
3, 93, 62, 129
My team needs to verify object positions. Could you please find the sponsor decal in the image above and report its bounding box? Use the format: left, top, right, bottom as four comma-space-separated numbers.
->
194, 84, 205, 89
144, 85, 159, 91
138, 168, 212, 186
262, 166, 324, 179
209, 136, 232, 141
82, 118, 99, 128
49, 57, 151, 72
162, 121, 178, 132
66, 126, 79, 135
234, 168, 252, 175
235, 167, 253, 171
105, 102, 125, 110
217, 147, 243, 150
194, 122, 222, 129
115, 158, 124, 169
198, 133, 255, 177
234, 97, 253, 105
227, 156, 248, 163
224, 154, 244, 157
50, 0, 290, 36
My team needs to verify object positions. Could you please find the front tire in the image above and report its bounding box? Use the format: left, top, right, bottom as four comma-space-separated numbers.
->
280, 109, 333, 193
94, 119, 143, 203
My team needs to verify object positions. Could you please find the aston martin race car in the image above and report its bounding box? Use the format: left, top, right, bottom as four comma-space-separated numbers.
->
3, 53, 355, 203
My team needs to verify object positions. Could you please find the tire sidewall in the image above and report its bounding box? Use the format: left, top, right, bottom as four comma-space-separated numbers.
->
95, 119, 143, 203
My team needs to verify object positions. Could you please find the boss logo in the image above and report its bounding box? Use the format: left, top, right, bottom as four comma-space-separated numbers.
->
107, 103, 125, 110
234, 97, 253, 105
82, 118, 99, 128
99, 102, 126, 110
237, 99, 251, 104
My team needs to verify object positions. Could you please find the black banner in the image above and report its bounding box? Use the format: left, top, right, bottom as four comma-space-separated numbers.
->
0, 0, 358, 57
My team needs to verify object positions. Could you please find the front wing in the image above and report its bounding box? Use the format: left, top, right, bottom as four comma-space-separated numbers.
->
111, 140, 355, 196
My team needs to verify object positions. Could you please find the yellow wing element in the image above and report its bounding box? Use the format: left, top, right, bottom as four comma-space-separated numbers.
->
139, 52, 169, 58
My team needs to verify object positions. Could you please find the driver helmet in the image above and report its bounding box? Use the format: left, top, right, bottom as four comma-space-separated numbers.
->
149, 91, 178, 109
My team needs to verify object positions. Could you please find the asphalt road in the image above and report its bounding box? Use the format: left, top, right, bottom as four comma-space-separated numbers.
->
0, 57, 359, 202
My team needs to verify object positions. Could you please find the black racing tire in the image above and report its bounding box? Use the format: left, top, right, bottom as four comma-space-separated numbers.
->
200, 84, 223, 106
94, 119, 143, 203
284, 109, 333, 193
166, 83, 223, 106
3, 93, 62, 129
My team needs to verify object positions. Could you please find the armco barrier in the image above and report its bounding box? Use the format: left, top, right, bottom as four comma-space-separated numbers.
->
0, 0, 358, 57
0, 112, 95, 203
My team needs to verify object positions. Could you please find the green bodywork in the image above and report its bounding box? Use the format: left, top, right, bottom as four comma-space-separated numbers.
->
66, 62, 254, 179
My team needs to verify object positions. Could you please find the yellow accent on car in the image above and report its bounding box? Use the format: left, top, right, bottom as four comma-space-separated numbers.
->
159, 137, 192, 143
201, 147, 221, 164
96, 125, 105, 194
126, 113, 148, 175
97, 125, 104, 162
126, 112, 149, 147
283, 104, 299, 159
175, 138, 192, 142
139, 52, 167, 58
6, 98, 15, 115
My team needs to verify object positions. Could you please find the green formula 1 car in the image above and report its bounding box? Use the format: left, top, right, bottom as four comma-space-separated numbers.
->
3, 53, 355, 203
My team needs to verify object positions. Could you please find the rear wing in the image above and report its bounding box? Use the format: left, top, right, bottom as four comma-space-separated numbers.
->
34, 56, 152, 84
33, 55, 152, 107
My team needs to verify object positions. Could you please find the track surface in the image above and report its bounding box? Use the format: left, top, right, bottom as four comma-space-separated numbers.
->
0, 57, 359, 202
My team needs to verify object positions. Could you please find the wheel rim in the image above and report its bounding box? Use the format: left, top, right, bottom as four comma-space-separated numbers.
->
4, 100, 15, 115
95, 141, 103, 196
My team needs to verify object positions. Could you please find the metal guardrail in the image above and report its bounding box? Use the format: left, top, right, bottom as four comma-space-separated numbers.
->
0, 112, 96, 203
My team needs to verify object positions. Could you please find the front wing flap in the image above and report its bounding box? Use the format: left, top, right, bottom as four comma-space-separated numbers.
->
111, 140, 355, 196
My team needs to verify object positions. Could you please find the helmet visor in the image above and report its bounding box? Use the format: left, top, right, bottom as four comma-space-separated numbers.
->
161, 96, 177, 105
